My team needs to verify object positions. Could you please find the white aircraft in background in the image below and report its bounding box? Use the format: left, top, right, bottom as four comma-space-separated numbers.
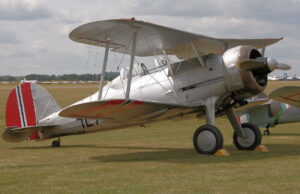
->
283, 73, 294, 80
268, 75, 281, 80
20, 78, 37, 84
3, 19, 290, 155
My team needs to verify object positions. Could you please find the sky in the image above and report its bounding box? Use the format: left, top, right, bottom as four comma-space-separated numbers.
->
0, 0, 299, 76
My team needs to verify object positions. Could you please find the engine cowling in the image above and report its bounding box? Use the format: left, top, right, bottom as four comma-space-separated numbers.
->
223, 46, 268, 99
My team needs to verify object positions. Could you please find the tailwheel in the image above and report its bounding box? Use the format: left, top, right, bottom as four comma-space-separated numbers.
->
233, 123, 262, 150
193, 125, 223, 154
264, 129, 270, 136
264, 124, 271, 136
51, 138, 60, 148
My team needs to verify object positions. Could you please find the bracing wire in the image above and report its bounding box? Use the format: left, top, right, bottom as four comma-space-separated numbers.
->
85, 46, 91, 82
142, 37, 183, 104
103, 36, 132, 99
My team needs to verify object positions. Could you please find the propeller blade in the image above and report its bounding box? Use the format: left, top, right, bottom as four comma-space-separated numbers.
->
239, 57, 291, 71
239, 59, 266, 71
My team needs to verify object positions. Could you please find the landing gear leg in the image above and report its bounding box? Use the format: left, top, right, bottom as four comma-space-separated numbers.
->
193, 97, 223, 154
264, 124, 271, 136
51, 137, 60, 148
225, 107, 262, 150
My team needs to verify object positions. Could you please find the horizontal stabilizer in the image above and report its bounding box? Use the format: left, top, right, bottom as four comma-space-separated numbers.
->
269, 86, 300, 108
2, 125, 57, 142
59, 99, 196, 123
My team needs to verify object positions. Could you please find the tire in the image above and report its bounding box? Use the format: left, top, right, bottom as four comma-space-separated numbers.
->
193, 124, 223, 154
233, 123, 262, 150
52, 140, 60, 148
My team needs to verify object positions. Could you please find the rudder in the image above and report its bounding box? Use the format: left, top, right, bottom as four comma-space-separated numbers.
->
6, 83, 37, 128
5, 83, 61, 140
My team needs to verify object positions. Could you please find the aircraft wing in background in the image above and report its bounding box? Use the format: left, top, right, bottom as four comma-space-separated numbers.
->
269, 86, 300, 108
235, 92, 269, 113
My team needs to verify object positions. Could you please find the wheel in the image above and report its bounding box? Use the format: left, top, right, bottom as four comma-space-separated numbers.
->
51, 140, 60, 147
264, 129, 270, 136
233, 123, 262, 150
193, 124, 223, 154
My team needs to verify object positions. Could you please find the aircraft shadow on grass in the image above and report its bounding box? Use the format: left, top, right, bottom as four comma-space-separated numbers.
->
12, 144, 300, 164
270, 133, 300, 137
89, 144, 300, 164
12, 144, 98, 150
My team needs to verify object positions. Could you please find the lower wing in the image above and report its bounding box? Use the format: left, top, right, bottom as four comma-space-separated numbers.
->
59, 99, 199, 123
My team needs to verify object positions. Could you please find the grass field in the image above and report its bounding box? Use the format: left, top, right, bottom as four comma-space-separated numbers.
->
0, 82, 299, 193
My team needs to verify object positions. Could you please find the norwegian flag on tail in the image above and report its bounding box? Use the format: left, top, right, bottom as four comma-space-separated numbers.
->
6, 83, 37, 128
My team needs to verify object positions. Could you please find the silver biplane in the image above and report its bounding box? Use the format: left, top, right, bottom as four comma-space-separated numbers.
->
3, 19, 291, 154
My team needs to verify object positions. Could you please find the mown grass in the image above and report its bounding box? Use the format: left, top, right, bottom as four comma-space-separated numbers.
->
0, 82, 299, 193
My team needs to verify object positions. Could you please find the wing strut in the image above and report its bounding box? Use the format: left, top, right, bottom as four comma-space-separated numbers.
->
98, 40, 110, 100
162, 50, 174, 76
125, 29, 138, 99
190, 42, 206, 68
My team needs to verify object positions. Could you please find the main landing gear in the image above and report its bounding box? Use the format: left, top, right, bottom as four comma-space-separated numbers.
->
193, 97, 262, 155
233, 123, 261, 150
193, 97, 224, 154
51, 138, 60, 148
193, 125, 223, 154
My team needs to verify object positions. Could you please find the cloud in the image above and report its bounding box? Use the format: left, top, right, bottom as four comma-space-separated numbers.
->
0, 31, 19, 43
124, 0, 300, 25
0, 0, 299, 76
0, 0, 51, 21
0, 48, 33, 58
216, 0, 300, 25
123, 0, 221, 17
33, 40, 47, 51
58, 9, 90, 24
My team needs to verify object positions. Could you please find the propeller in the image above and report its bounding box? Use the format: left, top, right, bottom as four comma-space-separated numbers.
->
266, 58, 291, 71
239, 57, 291, 72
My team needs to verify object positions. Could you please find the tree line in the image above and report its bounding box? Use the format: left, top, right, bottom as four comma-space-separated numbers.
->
0, 72, 119, 82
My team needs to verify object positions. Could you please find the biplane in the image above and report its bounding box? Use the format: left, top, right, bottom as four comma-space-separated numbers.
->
3, 19, 291, 154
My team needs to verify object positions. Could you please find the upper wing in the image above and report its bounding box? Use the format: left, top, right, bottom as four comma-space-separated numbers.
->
59, 99, 198, 123
69, 19, 282, 60
269, 86, 300, 108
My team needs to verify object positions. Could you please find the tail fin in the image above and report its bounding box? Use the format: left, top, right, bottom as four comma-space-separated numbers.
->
5, 83, 60, 141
